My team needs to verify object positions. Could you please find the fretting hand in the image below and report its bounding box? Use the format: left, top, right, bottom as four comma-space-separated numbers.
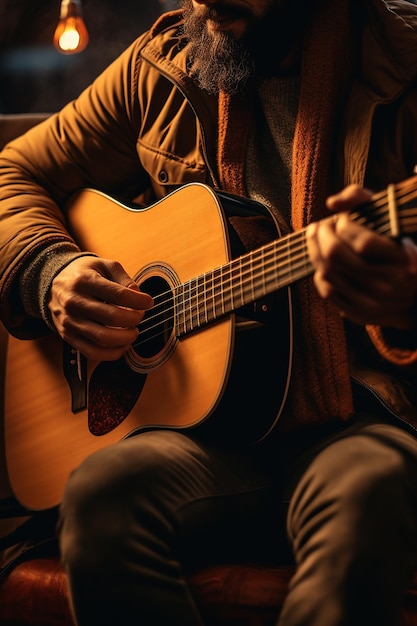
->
306, 184, 417, 329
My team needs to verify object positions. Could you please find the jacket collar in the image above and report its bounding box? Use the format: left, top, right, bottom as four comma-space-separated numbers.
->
362, 0, 417, 101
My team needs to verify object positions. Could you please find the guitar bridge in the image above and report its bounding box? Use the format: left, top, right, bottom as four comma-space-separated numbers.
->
63, 342, 87, 413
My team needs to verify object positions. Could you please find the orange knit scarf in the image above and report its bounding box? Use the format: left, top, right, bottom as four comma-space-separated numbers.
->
217, 0, 357, 427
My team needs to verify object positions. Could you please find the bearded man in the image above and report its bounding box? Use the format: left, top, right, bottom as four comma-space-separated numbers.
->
2, 1, 417, 625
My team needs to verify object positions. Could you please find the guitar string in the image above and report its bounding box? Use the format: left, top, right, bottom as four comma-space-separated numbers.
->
134, 194, 417, 349
133, 188, 417, 349
134, 197, 390, 338
131, 187, 417, 350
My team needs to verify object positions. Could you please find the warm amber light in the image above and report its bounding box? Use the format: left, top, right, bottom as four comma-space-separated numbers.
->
53, 0, 89, 55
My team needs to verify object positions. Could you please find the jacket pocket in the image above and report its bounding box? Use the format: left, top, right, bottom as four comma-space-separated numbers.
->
137, 139, 208, 193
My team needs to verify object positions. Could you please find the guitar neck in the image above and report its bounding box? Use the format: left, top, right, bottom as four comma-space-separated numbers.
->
175, 227, 310, 336
174, 176, 417, 337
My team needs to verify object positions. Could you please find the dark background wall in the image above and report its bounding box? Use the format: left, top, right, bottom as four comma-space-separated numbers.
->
0, 0, 178, 113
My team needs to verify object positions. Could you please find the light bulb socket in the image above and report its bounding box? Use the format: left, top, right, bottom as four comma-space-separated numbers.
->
59, 0, 84, 19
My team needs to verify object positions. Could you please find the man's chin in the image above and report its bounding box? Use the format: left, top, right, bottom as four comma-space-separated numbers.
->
185, 27, 255, 95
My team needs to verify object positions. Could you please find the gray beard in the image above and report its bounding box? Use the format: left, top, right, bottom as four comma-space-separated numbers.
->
182, 2, 255, 96
181, 0, 315, 96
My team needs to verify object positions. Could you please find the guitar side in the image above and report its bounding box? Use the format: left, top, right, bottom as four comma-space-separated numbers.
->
0, 322, 13, 501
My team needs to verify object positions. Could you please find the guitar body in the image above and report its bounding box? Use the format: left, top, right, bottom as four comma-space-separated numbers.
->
4, 183, 292, 511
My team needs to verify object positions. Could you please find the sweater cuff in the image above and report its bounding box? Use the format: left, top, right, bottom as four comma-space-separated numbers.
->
19, 242, 97, 330
366, 324, 417, 366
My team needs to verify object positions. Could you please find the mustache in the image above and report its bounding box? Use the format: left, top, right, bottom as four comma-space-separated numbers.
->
199, 3, 251, 21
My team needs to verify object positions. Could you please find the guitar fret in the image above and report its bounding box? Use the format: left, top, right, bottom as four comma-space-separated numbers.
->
231, 256, 244, 309
198, 274, 208, 326
206, 269, 215, 322
201, 274, 208, 325
190, 277, 197, 331
175, 284, 186, 337
248, 251, 256, 302
387, 184, 400, 237
238, 256, 245, 307
260, 248, 266, 297
224, 265, 233, 313
212, 266, 224, 320
194, 276, 204, 331
186, 280, 192, 333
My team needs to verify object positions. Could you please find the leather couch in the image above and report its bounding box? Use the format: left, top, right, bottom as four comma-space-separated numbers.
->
1, 114, 417, 625
1, 557, 417, 626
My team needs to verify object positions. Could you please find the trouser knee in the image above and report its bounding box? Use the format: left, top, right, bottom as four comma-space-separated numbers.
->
288, 423, 417, 560
58, 432, 188, 571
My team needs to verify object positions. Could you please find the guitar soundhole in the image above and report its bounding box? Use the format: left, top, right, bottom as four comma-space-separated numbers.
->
126, 273, 177, 372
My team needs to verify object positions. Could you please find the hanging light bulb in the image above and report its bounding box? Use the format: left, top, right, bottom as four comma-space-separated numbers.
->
53, 0, 89, 55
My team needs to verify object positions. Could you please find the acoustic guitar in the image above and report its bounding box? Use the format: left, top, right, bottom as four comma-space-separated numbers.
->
3, 179, 417, 510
